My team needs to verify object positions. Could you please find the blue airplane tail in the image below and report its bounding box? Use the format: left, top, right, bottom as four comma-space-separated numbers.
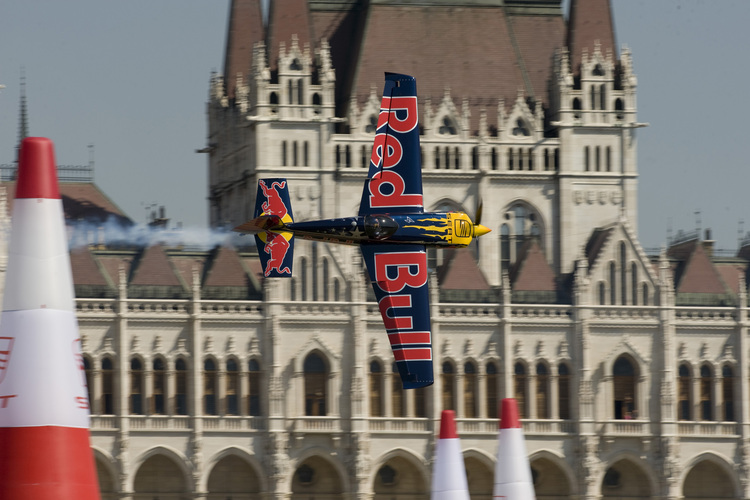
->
253, 178, 295, 278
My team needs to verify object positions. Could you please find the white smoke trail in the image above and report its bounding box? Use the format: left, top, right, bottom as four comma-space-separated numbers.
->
66, 216, 251, 251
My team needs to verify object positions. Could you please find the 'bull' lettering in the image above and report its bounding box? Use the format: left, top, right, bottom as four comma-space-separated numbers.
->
378, 295, 413, 331
374, 252, 427, 293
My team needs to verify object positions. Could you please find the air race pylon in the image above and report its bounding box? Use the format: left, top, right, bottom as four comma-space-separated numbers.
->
493, 398, 536, 500
0, 137, 101, 499
431, 410, 470, 500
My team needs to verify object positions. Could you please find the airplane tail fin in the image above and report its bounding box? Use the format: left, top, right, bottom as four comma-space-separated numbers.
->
249, 178, 295, 278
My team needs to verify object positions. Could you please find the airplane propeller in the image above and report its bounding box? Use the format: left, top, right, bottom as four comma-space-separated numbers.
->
472, 199, 491, 238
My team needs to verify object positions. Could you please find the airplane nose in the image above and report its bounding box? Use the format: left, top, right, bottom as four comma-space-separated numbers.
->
473, 224, 491, 238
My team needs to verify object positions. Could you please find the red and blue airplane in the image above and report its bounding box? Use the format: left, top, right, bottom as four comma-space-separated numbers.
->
234, 73, 491, 389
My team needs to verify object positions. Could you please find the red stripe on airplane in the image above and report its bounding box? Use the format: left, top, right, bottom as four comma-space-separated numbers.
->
393, 348, 432, 362
388, 331, 431, 345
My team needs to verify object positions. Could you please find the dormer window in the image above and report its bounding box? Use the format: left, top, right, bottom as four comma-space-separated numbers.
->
593, 63, 605, 77
366, 114, 378, 133
512, 118, 530, 137
439, 117, 457, 135
290, 58, 302, 71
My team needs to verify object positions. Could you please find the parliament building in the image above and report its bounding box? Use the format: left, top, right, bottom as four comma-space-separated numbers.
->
3, 0, 750, 499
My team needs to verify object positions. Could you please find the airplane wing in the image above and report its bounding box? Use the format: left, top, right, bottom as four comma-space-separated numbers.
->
359, 73, 424, 216
361, 243, 433, 389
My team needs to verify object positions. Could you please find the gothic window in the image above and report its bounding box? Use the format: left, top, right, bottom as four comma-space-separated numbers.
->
572, 98, 582, 119
335, 145, 340, 168
175, 358, 188, 415
472, 146, 479, 170
434, 146, 441, 169
290, 58, 302, 71
486, 362, 499, 419
293, 141, 298, 166
312, 93, 321, 114
414, 386, 427, 417
631, 263, 638, 305
204, 358, 218, 416
366, 114, 378, 134
615, 98, 624, 121
288, 80, 294, 105
300, 258, 308, 301
642, 283, 649, 306
152, 358, 166, 415
595, 146, 601, 171
500, 204, 544, 271
439, 117, 457, 135
391, 363, 405, 417
613, 356, 637, 419
297, 78, 304, 105
101, 357, 114, 415
514, 363, 527, 418
464, 362, 478, 418
454, 147, 461, 169
584, 146, 590, 171
609, 262, 617, 305
508, 148, 514, 170
598, 282, 606, 305
333, 279, 341, 301
369, 360, 384, 417
528, 148, 535, 170
128, 359, 143, 415
722, 365, 735, 422
512, 118, 530, 137
248, 359, 261, 416
558, 363, 571, 419
441, 361, 456, 411
618, 245, 627, 306
593, 63, 605, 77
544, 149, 550, 170
226, 359, 239, 415
83, 356, 94, 412
700, 365, 713, 421
304, 353, 328, 416
536, 363, 550, 419
282, 141, 287, 166
304, 142, 309, 167
590, 85, 598, 110
600, 84, 606, 110
444, 147, 450, 170
345, 145, 351, 168
554, 148, 560, 170
491, 147, 498, 170
606, 146, 612, 172
678, 364, 691, 420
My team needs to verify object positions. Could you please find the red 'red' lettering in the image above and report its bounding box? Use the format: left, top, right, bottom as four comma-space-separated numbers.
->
368, 170, 423, 209
0, 395, 16, 408
388, 331, 431, 346
376, 96, 419, 133
75, 396, 90, 410
378, 294, 413, 330
369, 133, 403, 169
375, 252, 428, 293
392, 347, 432, 362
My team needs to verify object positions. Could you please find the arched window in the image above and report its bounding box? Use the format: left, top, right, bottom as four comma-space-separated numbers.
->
312, 93, 322, 114
512, 118, 530, 137
226, 359, 239, 415
620, 243, 627, 305
486, 362, 499, 419
391, 363, 405, 417
642, 283, 649, 306
514, 362, 527, 418
613, 356, 636, 419
700, 365, 713, 421
304, 142, 309, 167
606, 146, 612, 171
615, 98, 624, 120
439, 117, 457, 135
600, 84, 606, 110
175, 358, 188, 415
609, 262, 617, 305
472, 146, 479, 170
101, 357, 114, 415
83, 356, 94, 412
722, 365, 735, 422
491, 147, 498, 170
292, 141, 298, 166
281, 141, 287, 166
248, 359, 261, 416
441, 361, 456, 411
322, 259, 330, 302
204, 359, 217, 415
369, 360, 384, 417
508, 148, 514, 170
299, 258, 308, 301
454, 147, 461, 169
558, 363, 571, 419
304, 353, 327, 416
536, 363, 549, 419
152, 358, 166, 415
584, 146, 590, 171
631, 262, 639, 305
678, 364, 691, 420
599, 282, 607, 305
297, 78, 304, 105
287, 80, 294, 104
464, 362, 478, 418
572, 98, 582, 119
595, 146, 601, 171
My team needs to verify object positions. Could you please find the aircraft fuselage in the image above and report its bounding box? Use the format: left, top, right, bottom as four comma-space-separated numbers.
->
280, 212, 478, 247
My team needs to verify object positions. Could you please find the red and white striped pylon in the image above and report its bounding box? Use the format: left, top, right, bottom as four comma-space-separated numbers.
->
493, 398, 536, 500
431, 410, 470, 500
0, 137, 101, 499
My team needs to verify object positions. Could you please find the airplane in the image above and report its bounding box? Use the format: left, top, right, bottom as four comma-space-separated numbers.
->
234, 73, 491, 389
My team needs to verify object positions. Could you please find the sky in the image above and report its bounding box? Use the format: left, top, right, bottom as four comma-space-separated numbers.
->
1, 0, 749, 254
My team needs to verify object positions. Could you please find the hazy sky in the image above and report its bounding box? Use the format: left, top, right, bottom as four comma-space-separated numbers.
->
1, 1, 749, 253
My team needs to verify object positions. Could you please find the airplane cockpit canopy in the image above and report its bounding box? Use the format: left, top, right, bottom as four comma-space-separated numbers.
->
364, 215, 398, 240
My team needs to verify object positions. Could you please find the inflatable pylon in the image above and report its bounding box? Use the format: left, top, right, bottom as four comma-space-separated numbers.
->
431, 410, 470, 500
0, 137, 101, 499
493, 398, 536, 500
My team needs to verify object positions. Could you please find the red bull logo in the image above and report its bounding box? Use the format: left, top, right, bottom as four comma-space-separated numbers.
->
259, 180, 289, 218
262, 232, 292, 277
